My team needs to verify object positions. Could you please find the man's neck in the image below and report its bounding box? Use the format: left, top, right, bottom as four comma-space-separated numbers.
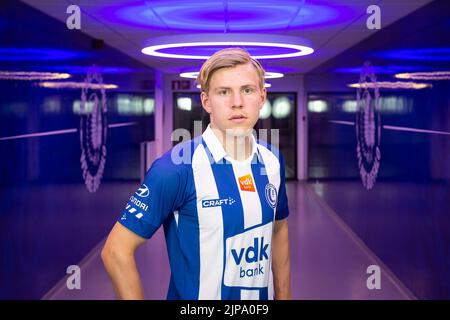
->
210, 125, 254, 161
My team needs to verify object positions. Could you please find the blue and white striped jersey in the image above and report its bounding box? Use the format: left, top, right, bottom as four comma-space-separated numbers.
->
118, 125, 289, 300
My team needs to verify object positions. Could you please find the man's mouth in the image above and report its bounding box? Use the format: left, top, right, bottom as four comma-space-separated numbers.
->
229, 114, 247, 120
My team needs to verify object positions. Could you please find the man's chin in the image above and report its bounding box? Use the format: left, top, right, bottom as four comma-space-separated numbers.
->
225, 126, 253, 138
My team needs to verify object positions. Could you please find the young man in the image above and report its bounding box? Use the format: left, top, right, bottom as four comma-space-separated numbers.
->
101, 48, 291, 300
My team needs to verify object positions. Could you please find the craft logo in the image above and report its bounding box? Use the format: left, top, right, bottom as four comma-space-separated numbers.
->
202, 197, 236, 208
238, 174, 255, 192
265, 183, 277, 209
80, 66, 107, 193
356, 62, 381, 190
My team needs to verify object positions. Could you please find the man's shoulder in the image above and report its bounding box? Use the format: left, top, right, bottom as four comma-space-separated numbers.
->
256, 139, 283, 162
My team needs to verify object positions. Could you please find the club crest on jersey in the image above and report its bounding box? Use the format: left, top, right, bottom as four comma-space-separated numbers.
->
265, 183, 277, 209
135, 184, 149, 198
238, 174, 255, 192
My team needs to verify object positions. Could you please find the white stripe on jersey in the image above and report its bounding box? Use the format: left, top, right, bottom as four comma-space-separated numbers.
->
229, 160, 262, 230
192, 144, 224, 300
256, 145, 281, 220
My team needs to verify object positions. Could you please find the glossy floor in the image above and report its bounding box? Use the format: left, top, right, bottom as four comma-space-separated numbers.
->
45, 181, 415, 300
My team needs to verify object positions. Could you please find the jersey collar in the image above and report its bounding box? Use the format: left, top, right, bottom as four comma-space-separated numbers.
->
202, 124, 260, 163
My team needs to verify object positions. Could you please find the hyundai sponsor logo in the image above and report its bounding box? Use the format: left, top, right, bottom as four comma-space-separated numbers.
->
135, 184, 149, 198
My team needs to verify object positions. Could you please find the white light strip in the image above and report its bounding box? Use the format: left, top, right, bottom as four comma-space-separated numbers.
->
395, 71, 450, 80
329, 120, 355, 126
108, 122, 137, 128
383, 125, 450, 135
143, 41, 314, 59
180, 71, 284, 79
0, 122, 138, 141
38, 81, 118, 90
0, 128, 77, 141
0, 71, 71, 81
329, 120, 450, 135
348, 81, 432, 89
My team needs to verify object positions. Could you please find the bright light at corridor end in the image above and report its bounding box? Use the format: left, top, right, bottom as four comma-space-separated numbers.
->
142, 34, 314, 60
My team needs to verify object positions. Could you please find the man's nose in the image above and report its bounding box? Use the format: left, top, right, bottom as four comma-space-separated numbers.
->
231, 91, 243, 108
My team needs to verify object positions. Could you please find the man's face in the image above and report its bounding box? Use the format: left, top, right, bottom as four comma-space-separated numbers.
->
201, 63, 266, 137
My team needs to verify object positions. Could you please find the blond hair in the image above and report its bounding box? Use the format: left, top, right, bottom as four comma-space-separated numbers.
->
196, 48, 265, 93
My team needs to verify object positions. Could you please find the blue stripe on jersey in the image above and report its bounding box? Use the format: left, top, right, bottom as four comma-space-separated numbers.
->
166, 138, 201, 299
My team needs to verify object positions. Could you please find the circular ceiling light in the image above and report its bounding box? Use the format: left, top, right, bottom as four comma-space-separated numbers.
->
0, 71, 71, 81
264, 82, 272, 88
142, 34, 314, 60
395, 71, 450, 80
180, 71, 284, 79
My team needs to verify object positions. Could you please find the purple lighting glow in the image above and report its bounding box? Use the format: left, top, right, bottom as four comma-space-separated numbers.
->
96, 0, 355, 32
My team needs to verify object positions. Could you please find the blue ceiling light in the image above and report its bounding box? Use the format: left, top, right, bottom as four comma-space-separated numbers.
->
0, 48, 89, 61
142, 34, 314, 60
97, 0, 355, 32
373, 48, 450, 61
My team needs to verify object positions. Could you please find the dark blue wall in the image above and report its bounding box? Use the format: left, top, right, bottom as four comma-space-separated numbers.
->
0, 1, 155, 299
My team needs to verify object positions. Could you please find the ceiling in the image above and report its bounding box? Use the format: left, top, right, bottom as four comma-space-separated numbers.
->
21, 0, 433, 76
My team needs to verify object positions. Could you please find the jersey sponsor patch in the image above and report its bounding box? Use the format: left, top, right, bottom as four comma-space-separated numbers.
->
224, 222, 272, 288
238, 174, 256, 192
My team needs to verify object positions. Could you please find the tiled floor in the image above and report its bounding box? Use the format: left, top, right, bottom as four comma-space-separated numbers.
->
45, 181, 415, 300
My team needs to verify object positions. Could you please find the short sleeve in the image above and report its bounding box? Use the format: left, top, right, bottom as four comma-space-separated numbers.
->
275, 152, 289, 220
118, 154, 187, 239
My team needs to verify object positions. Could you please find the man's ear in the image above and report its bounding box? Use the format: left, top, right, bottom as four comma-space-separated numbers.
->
201, 91, 212, 114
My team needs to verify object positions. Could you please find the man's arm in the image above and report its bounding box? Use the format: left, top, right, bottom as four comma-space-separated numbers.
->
272, 218, 292, 300
101, 222, 147, 299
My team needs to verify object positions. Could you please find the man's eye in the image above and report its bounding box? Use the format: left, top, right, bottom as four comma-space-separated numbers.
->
219, 90, 229, 96
243, 88, 254, 94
